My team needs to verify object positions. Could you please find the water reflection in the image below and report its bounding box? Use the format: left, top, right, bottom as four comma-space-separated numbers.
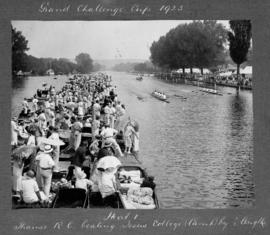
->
224, 93, 254, 207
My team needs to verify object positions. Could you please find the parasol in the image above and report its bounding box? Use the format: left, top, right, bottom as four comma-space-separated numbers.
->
39, 137, 65, 146
131, 120, 139, 132
12, 145, 37, 159
26, 124, 40, 134
65, 102, 78, 109
96, 156, 121, 170
58, 129, 71, 139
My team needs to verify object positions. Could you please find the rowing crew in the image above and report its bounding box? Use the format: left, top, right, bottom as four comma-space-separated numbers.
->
153, 90, 166, 100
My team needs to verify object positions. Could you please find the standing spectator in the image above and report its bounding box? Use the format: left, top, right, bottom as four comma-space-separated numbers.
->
48, 127, 61, 172
124, 121, 135, 154
38, 110, 47, 136
71, 141, 88, 180
11, 118, 19, 148
100, 124, 123, 157
92, 115, 100, 140
35, 145, 55, 197
109, 103, 116, 129
32, 96, 38, 112
22, 98, 29, 115
93, 99, 101, 118
103, 102, 111, 126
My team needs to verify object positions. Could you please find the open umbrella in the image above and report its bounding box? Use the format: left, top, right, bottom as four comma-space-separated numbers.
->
96, 156, 121, 170
26, 124, 40, 134
131, 120, 139, 132
39, 137, 65, 146
65, 102, 78, 109
12, 145, 37, 159
58, 129, 71, 139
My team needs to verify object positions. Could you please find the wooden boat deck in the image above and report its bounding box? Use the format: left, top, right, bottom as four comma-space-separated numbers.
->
119, 153, 142, 166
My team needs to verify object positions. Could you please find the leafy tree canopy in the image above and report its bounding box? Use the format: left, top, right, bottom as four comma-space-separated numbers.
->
75, 53, 94, 74
150, 21, 227, 73
12, 26, 29, 72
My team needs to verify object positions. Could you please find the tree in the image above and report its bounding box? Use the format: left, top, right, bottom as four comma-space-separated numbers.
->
12, 26, 29, 73
75, 53, 93, 74
150, 21, 227, 74
228, 20, 252, 90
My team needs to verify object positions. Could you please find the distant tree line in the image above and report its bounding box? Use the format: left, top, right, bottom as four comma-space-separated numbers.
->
23, 56, 78, 75
112, 61, 159, 73
112, 63, 136, 72
12, 26, 102, 75
133, 61, 160, 73
150, 20, 228, 74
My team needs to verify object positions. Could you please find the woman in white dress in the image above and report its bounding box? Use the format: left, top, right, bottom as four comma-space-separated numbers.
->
11, 119, 19, 148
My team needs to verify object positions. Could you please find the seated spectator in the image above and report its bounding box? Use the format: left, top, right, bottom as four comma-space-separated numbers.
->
75, 171, 93, 191
96, 169, 119, 208
20, 170, 47, 204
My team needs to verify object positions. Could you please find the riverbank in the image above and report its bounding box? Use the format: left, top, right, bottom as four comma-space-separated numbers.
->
152, 72, 252, 90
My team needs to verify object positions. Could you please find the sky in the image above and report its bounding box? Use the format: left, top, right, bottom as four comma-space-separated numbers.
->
12, 20, 229, 61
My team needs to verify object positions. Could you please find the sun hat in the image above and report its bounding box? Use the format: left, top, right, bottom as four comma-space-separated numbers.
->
43, 145, 53, 153
77, 171, 86, 179
26, 170, 35, 178
84, 119, 92, 127
104, 140, 112, 147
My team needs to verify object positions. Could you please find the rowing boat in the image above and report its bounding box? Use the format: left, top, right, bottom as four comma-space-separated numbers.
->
151, 91, 169, 103
200, 88, 223, 96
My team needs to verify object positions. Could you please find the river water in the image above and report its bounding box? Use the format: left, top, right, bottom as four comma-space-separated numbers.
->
12, 71, 254, 209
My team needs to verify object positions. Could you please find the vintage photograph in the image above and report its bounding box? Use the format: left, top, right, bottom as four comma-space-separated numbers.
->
11, 20, 253, 209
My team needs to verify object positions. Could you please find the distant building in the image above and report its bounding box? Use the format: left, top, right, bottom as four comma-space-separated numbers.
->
46, 69, 55, 75
16, 70, 32, 76
176, 68, 212, 74
16, 70, 24, 76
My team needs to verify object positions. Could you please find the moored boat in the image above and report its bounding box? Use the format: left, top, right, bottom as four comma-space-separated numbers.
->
116, 159, 159, 209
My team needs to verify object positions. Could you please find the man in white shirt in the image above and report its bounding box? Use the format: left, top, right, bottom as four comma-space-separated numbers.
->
100, 124, 117, 140
20, 170, 47, 204
97, 170, 118, 208
35, 145, 55, 197
100, 124, 123, 157
103, 103, 111, 126
75, 171, 93, 191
